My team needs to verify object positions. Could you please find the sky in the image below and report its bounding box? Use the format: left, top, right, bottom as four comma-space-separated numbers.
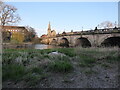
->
6, 2, 118, 37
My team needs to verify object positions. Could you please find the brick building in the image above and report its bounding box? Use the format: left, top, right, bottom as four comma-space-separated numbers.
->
1, 25, 28, 42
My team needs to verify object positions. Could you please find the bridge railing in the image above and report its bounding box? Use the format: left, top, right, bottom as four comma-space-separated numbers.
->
40, 27, 120, 39
56, 27, 120, 37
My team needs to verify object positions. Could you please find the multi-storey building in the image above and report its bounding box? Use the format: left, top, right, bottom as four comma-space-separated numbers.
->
1, 25, 28, 42
2, 26, 28, 35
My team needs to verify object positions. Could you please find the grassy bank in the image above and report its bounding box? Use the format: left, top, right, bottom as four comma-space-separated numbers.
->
2, 47, 120, 87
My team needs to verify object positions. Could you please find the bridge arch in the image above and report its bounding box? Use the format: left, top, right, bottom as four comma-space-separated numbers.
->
50, 38, 57, 45
59, 38, 69, 47
75, 37, 91, 47
101, 36, 120, 47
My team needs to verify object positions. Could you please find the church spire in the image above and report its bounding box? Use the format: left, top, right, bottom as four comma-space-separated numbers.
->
48, 21, 51, 30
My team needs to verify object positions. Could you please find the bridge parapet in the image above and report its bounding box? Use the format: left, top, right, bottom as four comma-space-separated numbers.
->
56, 27, 120, 37
40, 27, 120, 47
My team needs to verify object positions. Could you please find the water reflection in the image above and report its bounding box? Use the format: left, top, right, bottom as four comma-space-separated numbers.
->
34, 44, 62, 49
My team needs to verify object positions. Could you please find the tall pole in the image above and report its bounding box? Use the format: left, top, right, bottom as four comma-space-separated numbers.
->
0, 25, 2, 90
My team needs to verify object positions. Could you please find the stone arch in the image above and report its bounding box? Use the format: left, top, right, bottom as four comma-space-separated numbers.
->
50, 38, 57, 45
59, 38, 69, 47
101, 36, 120, 47
98, 35, 111, 46
75, 37, 91, 47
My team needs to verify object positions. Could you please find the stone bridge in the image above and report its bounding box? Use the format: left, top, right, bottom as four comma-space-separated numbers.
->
41, 27, 120, 47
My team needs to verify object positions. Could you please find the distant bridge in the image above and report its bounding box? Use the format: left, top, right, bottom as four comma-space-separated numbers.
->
41, 27, 120, 47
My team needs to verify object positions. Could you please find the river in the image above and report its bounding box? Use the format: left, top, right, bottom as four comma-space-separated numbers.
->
34, 44, 62, 49
3, 43, 64, 49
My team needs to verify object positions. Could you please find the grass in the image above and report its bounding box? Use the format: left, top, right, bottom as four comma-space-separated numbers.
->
23, 67, 46, 86
105, 54, 120, 63
24, 72, 44, 86
2, 52, 20, 65
78, 54, 96, 67
49, 60, 73, 73
49, 55, 70, 61
55, 48, 76, 57
3, 64, 26, 81
40, 48, 76, 57
30, 67, 43, 74
48, 55, 73, 73
3, 63, 46, 86
2, 49, 53, 82
75, 47, 119, 59
75, 47, 120, 66
2, 47, 120, 84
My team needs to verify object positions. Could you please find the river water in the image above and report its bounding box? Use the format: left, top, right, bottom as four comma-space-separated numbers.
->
3, 43, 63, 49
34, 44, 62, 49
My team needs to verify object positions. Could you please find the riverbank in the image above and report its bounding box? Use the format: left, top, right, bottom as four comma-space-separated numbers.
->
2, 43, 62, 49
2, 47, 120, 88
2, 43, 34, 49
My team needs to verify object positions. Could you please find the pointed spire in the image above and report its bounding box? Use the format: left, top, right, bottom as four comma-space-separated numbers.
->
48, 21, 51, 30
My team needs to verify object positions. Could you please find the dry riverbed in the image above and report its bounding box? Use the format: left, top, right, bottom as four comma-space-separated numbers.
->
2, 47, 120, 88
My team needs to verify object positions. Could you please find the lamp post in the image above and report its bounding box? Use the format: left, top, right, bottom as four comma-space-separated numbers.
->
80, 27, 83, 37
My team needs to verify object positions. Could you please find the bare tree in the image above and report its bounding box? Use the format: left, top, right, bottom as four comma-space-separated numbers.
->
0, 1, 4, 47
0, 1, 21, 43
0, 1, 3, 13
24, 26, 37, 42
0, 1, 21, 26
98, 21, 117, 29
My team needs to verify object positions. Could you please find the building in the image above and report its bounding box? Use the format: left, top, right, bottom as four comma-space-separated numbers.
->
47, 22, 56, 37
1, 26, 28, 36
40, 22, 56, 44
1, 25, 28, 42
41, 34, 47, 38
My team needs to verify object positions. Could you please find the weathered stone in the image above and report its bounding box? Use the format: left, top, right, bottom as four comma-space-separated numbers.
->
48, 51, 66, 57
41, 27, 120, 47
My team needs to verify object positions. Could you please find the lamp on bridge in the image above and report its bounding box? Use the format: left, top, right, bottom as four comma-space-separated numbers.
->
95, 27, 98, 30
81, 27, 83, 33
80, 27, 83, 37
114, 21, 117, 29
